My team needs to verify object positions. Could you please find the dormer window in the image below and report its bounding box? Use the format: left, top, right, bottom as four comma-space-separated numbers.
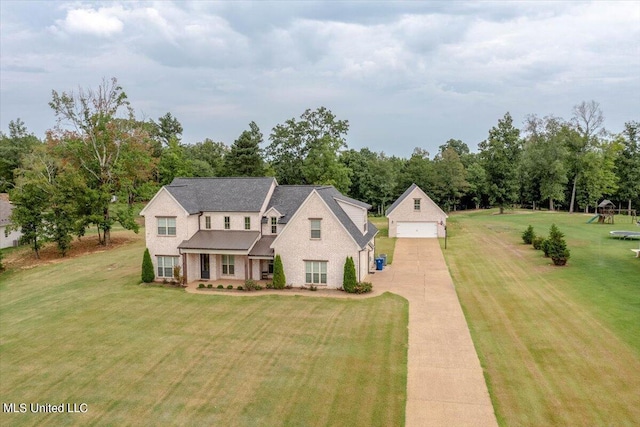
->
271, 217, 277, 234
414, 199, 421, 211
224, 216, 230, 230
245, 216, 251, 230
205, 216, 211, 229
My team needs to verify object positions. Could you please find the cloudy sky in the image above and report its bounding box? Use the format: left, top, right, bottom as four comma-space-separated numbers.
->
1, 1, 639, 157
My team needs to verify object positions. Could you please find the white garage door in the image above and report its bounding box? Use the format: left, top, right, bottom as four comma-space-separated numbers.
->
397, 222, 438, 238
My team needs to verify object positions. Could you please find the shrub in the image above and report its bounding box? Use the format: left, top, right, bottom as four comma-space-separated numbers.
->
173, 265, 183, 284
255, 284, 264, 290
198, 283, 205, 289
244, 279, 258, 291
532, 236, 545, 250
547, 224, 570, 266
353, 282, 373, 294
217, 284, 224, 289
237, 286, 243, 291
141, 248, 155, 283
272, 254, 286, 289
207, 284, 213, 289
342, 256, 357, 293
227, 285, 233, 290
266, 282, 273, 289
309, 284, 318, 291
522, 225, 536, 245
541, 239, 551, 257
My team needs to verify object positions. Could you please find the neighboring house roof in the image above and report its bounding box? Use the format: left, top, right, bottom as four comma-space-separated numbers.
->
248, 235, 276, 257
385, 183, 448, 218
178, 230, 260, 251
166, 177, 276, 214
0, 199, 14, 227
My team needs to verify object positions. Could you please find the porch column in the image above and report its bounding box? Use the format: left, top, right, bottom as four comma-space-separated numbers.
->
182, 253, 187, 284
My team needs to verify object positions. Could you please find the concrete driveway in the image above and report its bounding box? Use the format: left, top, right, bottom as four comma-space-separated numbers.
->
371, 239, 498, 427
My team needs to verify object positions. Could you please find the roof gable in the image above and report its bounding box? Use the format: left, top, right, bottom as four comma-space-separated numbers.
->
385, 183, 448, 218
0, 199, 14, 226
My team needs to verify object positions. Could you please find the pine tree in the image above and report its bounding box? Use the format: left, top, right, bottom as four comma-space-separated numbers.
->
272, 254, 286, 289
141, 248, 155, 283
343, 256, 357, 293
224, 121, 265, 176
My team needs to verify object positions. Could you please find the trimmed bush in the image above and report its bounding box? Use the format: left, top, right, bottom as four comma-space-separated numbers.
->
354, 282, 373, 294
244, 279, 258, 291
227, 285, 233, 290
272, 254, 286, 289
198, 283, 205, 289
207, 284, 213, 288
141, 248, 155, 283
342, 256, 357, 293
266, 282, 273, 289
217, 284, 224, 289
532, 236, 544, 250
237, 286, 243, 291
522, 225, 536, 245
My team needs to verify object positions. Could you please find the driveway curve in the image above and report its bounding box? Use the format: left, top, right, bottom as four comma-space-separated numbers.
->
370, 239, 498, 427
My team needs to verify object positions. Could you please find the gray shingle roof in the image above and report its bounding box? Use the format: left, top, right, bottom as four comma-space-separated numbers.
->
178, 230, 260, 251
248, 235, 276, 257
264, 186, 316, 224
166, 177, 276, 214
316, 187, 377, 248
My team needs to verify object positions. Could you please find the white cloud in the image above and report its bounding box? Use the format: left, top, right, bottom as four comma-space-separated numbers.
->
55, 7, 124, 37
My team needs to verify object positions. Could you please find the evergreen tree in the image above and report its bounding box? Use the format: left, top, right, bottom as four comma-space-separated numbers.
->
225, 121, 265, 176
141, 248, 155, 283
342, 256, 357, 293
478, 112, 522, 214
272, 254, 286, 289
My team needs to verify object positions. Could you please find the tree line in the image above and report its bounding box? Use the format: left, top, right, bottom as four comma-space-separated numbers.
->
1, 78, 638, 256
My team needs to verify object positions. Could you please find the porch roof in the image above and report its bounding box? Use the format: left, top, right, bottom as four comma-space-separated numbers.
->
248, 235, 275, 257
178, 230, 260, 252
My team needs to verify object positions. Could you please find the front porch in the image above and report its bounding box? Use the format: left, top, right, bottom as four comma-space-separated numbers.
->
182, 252, 274, 284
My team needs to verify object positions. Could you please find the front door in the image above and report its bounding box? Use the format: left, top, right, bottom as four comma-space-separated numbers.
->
200, 254, 210, 279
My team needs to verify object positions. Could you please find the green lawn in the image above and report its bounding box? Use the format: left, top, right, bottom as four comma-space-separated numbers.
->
370, 216, 396, 264
442, 210, 640, 426
0, 236, 408, 426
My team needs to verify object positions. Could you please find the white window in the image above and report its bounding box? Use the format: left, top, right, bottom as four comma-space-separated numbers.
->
224, 216, 230, 230
245, 216, 251, 230
157, 256, 179, 278
205, 216, 211, 229
305, 261, 327, 284
414, 199, 421, 211
310, 219, 321, 239
222, 255, 235, 275
157, 217, 176, 236
271, 217, 277, 234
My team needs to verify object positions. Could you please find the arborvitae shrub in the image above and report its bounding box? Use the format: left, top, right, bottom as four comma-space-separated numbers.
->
522, 225, 536, 245
141, 248, 155, 283
343, 256, 357, 293
272, 254, 286, 289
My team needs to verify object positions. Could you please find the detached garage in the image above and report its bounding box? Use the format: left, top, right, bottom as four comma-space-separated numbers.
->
386, 184, 448, 238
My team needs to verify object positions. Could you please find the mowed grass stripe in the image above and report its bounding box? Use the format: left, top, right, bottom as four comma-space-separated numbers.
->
0, 237, 407, 427
444, 211, 640, 426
